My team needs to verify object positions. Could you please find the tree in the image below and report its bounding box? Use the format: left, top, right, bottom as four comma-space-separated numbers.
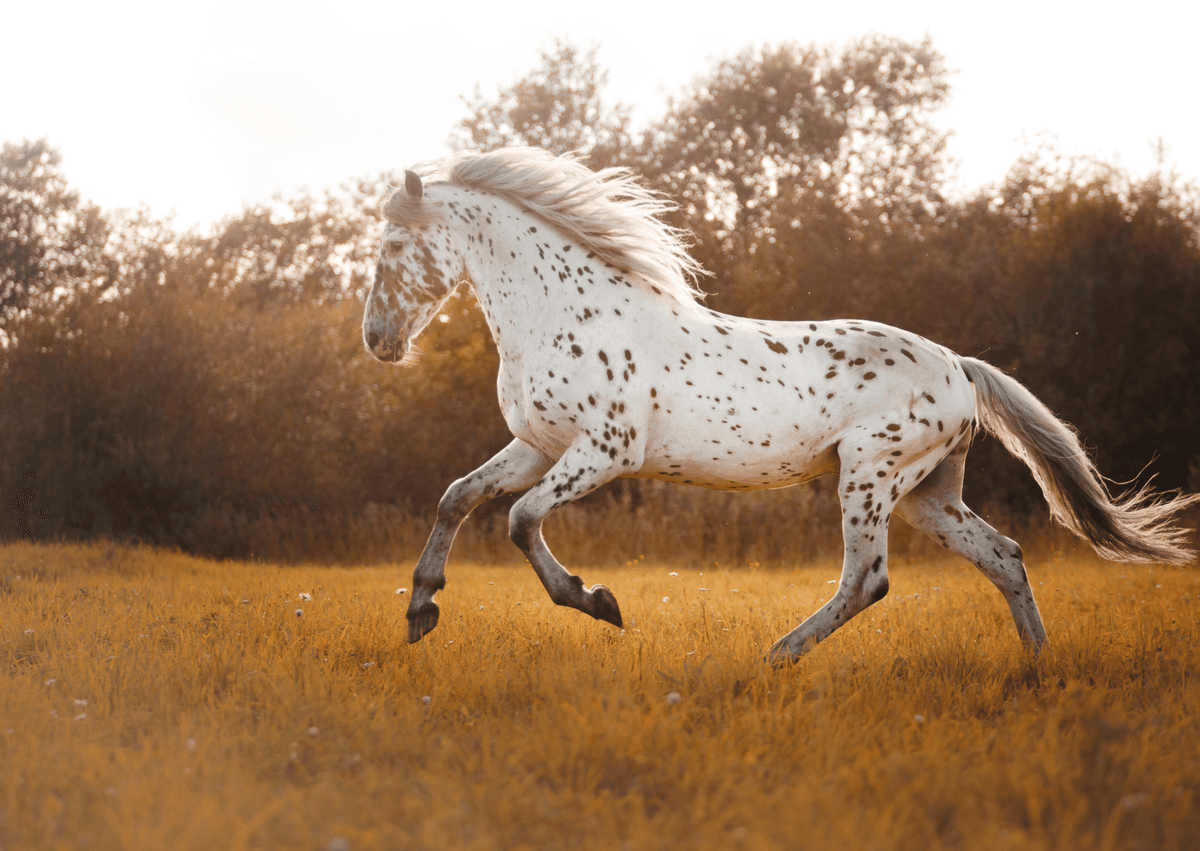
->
0, 139, 115, 330
641, 36, 951, 317
167, 185, 384, 309
450, 39, 634, 168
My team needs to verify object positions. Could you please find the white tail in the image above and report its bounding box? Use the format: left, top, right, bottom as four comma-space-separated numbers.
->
960, 357, 1198, 565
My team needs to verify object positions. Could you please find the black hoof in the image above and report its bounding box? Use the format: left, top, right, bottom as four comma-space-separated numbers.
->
590, 584, 623, 628
407, 600, 440, 644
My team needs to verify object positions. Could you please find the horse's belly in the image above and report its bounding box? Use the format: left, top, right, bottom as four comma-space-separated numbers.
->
634, 438, 839, 491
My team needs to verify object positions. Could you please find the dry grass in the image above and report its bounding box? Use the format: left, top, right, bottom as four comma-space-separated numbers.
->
1, 539, 1198, 851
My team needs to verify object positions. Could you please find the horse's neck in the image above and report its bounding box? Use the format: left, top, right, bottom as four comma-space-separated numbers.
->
452, 190, 697, 356
456, 198, 587, 347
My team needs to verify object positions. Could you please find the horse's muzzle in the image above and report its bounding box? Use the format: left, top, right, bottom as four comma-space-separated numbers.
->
365, 331, 407, 363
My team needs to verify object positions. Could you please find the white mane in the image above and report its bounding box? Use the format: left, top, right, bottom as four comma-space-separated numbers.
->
384, 147, 707, 303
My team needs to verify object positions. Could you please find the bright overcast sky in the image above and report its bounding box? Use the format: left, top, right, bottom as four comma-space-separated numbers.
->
5, 0, 1198, 230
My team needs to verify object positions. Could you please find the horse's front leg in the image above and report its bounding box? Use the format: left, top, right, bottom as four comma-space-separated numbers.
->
507, 442, 627, 627
407, 438, 553, 643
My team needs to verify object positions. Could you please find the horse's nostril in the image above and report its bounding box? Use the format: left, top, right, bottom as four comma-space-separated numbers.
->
367, 331, 380, 350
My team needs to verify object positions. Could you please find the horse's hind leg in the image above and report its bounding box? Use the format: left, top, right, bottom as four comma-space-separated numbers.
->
407, 439, 553, 643
767, 453, 894, 663
895, 440, 1047, 650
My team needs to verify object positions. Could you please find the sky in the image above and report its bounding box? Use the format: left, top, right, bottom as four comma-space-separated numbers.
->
5, 0, 1198, 230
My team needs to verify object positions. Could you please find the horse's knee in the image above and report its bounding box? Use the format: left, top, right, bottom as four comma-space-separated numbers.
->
508, 505, 537, 552
436, 479, 474, 523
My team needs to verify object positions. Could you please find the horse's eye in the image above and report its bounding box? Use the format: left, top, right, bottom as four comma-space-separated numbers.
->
385, 240, 405, 256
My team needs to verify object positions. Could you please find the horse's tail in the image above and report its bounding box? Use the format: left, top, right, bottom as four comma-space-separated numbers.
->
959, 356, 1199, 565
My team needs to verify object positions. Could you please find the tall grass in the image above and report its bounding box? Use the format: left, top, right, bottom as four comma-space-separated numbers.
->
1, 540, 1197, 850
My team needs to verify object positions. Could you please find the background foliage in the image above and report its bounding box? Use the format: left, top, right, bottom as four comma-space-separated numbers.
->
2, 36, 1197, 562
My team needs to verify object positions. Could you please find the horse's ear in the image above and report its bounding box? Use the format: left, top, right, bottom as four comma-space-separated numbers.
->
404, 170, 424, 200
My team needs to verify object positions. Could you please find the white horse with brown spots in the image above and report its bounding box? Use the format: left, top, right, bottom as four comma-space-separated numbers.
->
362, 147, 1198, 662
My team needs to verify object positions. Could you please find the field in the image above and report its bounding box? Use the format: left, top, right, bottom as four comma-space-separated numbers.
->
1, 539, 1198, 850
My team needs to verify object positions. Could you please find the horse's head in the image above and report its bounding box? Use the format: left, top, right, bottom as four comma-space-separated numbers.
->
363, 171, 465, 363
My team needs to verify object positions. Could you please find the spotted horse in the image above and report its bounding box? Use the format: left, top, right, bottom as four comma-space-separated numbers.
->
362, 147, 1198, 663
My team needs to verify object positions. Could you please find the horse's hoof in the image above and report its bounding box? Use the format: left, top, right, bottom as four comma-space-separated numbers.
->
589, 584, 623, 628
765, 635, 815, 666
407, 600, 440, 644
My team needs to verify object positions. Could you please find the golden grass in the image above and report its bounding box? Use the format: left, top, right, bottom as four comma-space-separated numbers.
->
1, 539, 1198, 851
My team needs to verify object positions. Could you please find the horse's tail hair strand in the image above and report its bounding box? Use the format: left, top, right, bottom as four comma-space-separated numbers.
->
959, 356, 1199, 565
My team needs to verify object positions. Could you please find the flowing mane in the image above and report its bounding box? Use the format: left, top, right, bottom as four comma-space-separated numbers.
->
384, 147, 707, 303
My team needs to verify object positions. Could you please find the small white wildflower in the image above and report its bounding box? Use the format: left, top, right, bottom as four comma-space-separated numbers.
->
74, 699, 87, 707
74, 713, 87, 721
299, 593, 312, 601
914, 714, 925, 723
421, 695, 431, 705
395, 587, 407, 595
669, 571, 678, 576
295, 608, 303, 617
362, 661, 375, 669
666, 691, 682, 704
44, 678, 57, 687
186, 737, 197, 752
307, 726, 320, 736
662, 596, 670, 603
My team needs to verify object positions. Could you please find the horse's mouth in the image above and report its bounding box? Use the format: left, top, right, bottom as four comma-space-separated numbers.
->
365, 331, 408, 363
371, 345, 406, 364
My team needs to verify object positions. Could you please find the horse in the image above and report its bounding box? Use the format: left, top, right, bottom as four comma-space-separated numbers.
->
361, 147, 1197, 662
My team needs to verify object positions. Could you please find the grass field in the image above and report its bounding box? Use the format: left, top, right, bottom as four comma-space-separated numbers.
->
1, 539, 1198, 850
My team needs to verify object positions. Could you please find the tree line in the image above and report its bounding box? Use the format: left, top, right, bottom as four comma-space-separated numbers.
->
2, 36, 1197, 562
